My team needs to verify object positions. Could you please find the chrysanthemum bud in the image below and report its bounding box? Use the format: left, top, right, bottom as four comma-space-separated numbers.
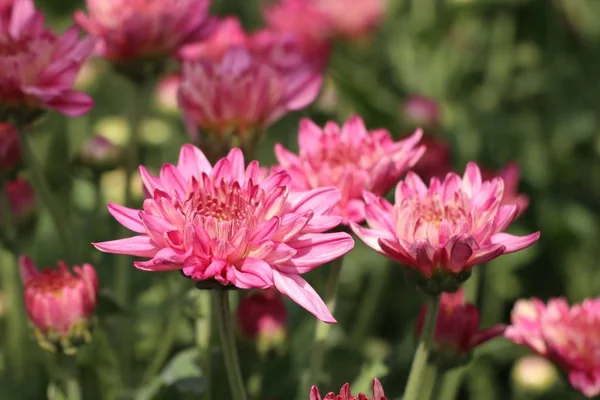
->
411, 135, 452, 182
237, 289, 287, 354
154, 74, 182, 117
19, 256, 99, 355
0, 178, 36, 233
310, 378, 387, 400
0, 123, 21, 173
77, 135, 121, 174
402, 95, 441, 128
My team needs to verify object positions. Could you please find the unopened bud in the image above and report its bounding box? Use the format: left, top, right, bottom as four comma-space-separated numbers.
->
78, 135, 121, 174
0, 123, 21, 173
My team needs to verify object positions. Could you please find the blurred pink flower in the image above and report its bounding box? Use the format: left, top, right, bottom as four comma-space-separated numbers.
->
402, 95, 441, 127
275, 115, 425, 224
178, 18, 323, 147
0, 123, 20, 172
411, 135, 452, 182
417, 289, 505, 366
236, 289, 287, 341
0, 0, 95, 120
93, 145, 354, 322
506, 297, 600, 398
154, 74, 181, 116
0, 0, 13, 19
74, 0, 213, 65
78, 135, 120, 173
19, 255, 98, 353
482, 163, 530, 218
0, 177, 36, 229
351, 163, 540, 291
310, 378, 387, 400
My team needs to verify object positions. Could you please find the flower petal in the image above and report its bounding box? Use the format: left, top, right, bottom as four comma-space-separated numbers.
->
93, 236, 159, 257
107, 203, 145, 233
278, 232, 354, 273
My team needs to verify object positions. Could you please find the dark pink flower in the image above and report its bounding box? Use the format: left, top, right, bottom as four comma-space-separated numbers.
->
19, 255, 98, 353
275, 115, 424, 224
0, 123, 20, 172
482, 163, 530, 218
310, 378, 387, 400
417, 289, 505, 367
411, 135, 452, 182
93, 145, 354, 322
0, 177, 36, 229
0, 0, 95, 120
506, 297, 600, 398
351, 163, 540, 292
236, 289, 287, 341
75, 0, 213, 65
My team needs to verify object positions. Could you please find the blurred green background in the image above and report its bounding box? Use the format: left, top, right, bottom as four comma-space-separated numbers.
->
2, 0, 600, 399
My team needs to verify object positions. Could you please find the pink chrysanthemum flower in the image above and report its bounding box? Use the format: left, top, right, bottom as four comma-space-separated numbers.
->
482, 162, 530, 218
506, 297, 600, 398
350, 162, 540, 293
19, 255, 98, 353
178, 17, 323, 152
275, 115, 424, 224
417, 289, 506, 368
0, 177, 36, 230
0, 0, 95, 121
93, 145, 354, 322
237, 289, 287, 352
310, 378, 387, 400
411, 135, 452, 182
74, 0, 213, 66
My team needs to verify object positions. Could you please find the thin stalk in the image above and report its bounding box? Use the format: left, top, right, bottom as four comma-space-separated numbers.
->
212, 288, 247, 400
143, 308, 181, 382
428, 366, 444, 400
0, 249, 25, 379
65, 373, 82, 400
196, 291, 212, 400
16, 128, 75, 263
307, 255, 345, 387
350, 263, 388, 343
403, 295, 440, 400
59, 355, 82, 400
438, 368, 466, 400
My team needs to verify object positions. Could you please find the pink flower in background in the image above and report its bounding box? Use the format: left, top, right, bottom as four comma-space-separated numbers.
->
506, 297, 600, 398
482, 163, 530, 218
93, 145, 354, 322
0, 0, 95, 119
237, 289, 287, 342
411, 135, 452, 182
19, 256, 98, 353
351, 163, 540, 288
402, 95, 441, 127
319, 0, 386, 40
275, 116, 424, 224
74, 0, 213, 65
78, 135, 120, 173
154, 74, 181, 116
0, 178, 36, 229
417, 289, 505, 366
178, 19, 323, 145
0, 0, 13, 19
0, 123, 20, 172
310, 378, 387, 400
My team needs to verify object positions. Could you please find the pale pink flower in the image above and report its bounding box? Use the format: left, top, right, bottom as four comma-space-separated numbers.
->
319, 0, 386, 40
19, 255, 98, 352
74, 0, 213, 65
0, 123, 20, 172
0, 0, 95, 119
310, 378, 387, 400
154, 74, 181, 116
351, 163, 540, 288
482, 163, 530, 218
417, 289, 505, 367
275, 116, 424, 224
178, 19, 323, 147
93, 145, 354, 322
506, 297, 600, 398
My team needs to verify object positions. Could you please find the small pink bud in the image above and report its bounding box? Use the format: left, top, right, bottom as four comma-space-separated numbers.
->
0, 178, 36, 231
154, 74, 182, 116
237, 289, 287, 351
0, 123, 21, 173
411, 135, 452, 181
402, 95, 441, 127
416, 289, 506, 368
78, 135, 121, 174
19, 256, 99, 354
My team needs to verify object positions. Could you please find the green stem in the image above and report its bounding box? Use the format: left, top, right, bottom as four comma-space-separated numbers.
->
350, 263, 388, 343
143, 307, 181, 382
0, 249, 25, 380
65, 373, 82, 400
196, 291, 212, 400
212, 288, 247, 400
16, 128, 75, 263
403, 295, 440, 400
438, 368, 466, 400
307, 256, 345, 387
59, 355, 82, 400
428, 366, 444, 400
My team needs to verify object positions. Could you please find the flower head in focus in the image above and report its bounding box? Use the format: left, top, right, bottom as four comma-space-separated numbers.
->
74, 0, 213, 79
310, 378, 387, 400
237, 289, 287, 353
0, 0, 95, 123
93, 144, 354, 322
19, 256, 98, 354
178, 17, 324, 157
417, 289, 506, 368
351, 162, 540, 294
482, 163, 530, 218
411, 135, 452, 182
0, 177, 36, 233
0, 123, 20, 172
505, 297, 600, 398
275, 116, 424, 224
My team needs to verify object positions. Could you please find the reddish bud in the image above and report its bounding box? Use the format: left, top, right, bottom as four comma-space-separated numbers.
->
236, 289, 287, 353
78, 135, 121, 174
0, 123, 21, 173
310, 378, 387, 400
0, 178, 36, 232
411, 135, 452, 181
402, 95, 441, 127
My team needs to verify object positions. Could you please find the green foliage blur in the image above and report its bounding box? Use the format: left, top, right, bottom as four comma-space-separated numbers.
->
2, 0, 600, 399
